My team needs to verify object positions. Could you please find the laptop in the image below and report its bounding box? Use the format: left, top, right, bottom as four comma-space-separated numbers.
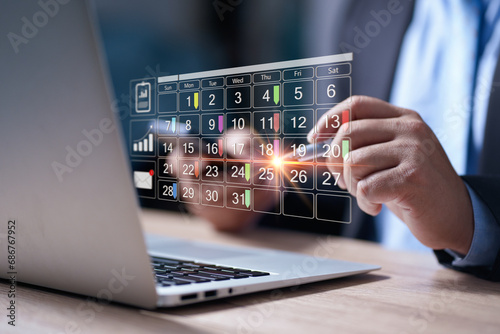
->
0, 0, 379, 308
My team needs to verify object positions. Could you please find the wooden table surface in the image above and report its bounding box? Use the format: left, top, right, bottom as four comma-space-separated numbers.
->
1, 209, 500, 334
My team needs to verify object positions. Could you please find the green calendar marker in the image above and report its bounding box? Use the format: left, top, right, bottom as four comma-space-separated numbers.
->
245, 189, 251, 208
342, 139, 349, 160
245, 163, 250, 181
273, 85, 280, 105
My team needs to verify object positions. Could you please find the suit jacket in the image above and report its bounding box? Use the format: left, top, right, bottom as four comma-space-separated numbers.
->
340, 0, 500, 281
262, 0, 500, 281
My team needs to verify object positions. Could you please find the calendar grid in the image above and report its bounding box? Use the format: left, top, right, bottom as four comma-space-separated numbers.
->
130, 53, 353, 223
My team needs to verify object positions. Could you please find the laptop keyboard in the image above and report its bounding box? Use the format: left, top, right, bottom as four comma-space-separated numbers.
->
151, 256, 270, 287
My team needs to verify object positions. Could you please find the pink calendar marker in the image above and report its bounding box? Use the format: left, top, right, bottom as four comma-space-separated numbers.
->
273, 139, 280, 157
218, 115, 223, 133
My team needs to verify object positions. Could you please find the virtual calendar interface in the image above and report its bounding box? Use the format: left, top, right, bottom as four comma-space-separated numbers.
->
129, 53, 353, 223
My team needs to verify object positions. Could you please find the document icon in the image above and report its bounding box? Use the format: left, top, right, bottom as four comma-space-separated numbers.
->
134, 171, 153, 190
130, 78, 156, 116
135, 82, 151, 113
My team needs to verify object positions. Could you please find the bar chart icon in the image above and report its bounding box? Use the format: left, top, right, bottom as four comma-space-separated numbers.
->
133, 126, 154, 152
130, 120, 156, 155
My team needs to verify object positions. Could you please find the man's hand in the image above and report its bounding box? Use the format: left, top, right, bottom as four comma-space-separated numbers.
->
309, 96, 474, 254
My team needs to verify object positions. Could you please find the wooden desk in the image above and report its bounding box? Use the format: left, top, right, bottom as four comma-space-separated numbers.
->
2, 209, 500, 333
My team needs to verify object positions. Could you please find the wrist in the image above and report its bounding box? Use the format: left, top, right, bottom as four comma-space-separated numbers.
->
445, 186, 474, 255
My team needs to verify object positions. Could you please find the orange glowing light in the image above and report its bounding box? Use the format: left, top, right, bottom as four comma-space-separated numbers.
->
273, 157, 282, 167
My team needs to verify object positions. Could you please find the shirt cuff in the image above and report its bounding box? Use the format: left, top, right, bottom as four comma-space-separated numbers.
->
445, 183, 500, 267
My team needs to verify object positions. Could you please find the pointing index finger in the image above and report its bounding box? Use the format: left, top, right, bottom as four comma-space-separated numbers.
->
308, 96, 406, 142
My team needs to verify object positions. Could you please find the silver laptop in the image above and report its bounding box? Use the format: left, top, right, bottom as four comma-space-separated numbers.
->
0, 1, 379, 308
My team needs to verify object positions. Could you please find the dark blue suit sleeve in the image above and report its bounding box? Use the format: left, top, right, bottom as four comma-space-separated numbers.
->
434, 176, 500, 281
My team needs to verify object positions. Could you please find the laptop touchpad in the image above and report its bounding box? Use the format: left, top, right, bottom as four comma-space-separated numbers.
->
145, 234, 257, 261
